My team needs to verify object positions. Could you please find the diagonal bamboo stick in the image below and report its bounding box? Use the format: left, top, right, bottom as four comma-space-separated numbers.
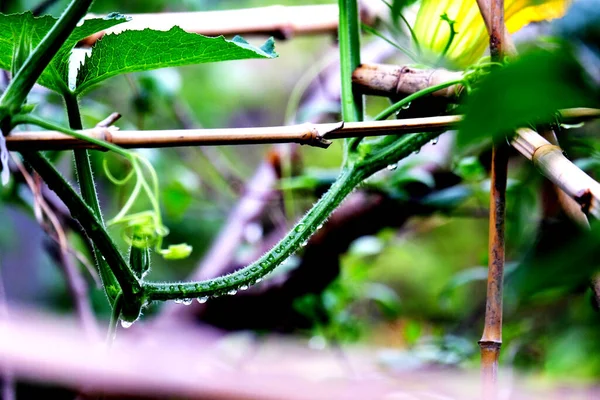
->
79, 3, 378, 45
7, 108, 598, 151
354, 65, 600, 220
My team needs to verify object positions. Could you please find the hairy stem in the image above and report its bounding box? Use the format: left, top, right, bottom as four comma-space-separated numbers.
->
145, 165, 366, 300
338, 0, 363, 124
374, 79, 464, 121
144, 129, 439, 301
64, 92, 121, 303
20, 152, 140, 298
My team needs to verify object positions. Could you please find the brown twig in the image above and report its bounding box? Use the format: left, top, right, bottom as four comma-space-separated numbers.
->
477, 0, 506, 398
352, 63, 464, 98
79, 3, 379, 45
7, 108, 599, 150
12, 157, 99, 340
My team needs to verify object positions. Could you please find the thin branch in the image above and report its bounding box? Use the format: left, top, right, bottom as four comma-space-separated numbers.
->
0, 262, 15, 400
12, 156, 99, 340
79, 3, 379, 45
6, 108, 598, 150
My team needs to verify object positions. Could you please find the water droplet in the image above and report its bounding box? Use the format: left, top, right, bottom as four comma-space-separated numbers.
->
432, 137, 439, 145
120, 320, 133, 329
197, 296, 208, 303
387, 163, 397, 171
295, 224, 305, 233
239, 285, 249, 291
275, 247, 282, 254
228, 289, 237, 296
301, 241, 308, 247
317, 224, 323, 230
174, 298, 183, 304
255, 278, 263, 283
401, 102, 411, 110
182, 298, 192, 305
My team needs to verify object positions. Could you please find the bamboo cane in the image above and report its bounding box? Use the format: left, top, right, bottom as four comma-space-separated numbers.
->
353, 63, 600, 221
477, 1, 507, 396
7, 108, 598, 151
352, 63, 464, 98
79, 3, 379, 45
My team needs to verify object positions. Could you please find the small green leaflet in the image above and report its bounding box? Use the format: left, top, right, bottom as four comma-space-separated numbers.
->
74, 28, 278, 95
0, 12, 129, 94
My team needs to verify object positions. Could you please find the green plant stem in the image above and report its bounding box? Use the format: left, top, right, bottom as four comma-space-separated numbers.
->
64, 92, 121, 303
19, 151, 140, 298
374, 79, 465, 121
106, 291, 123, 342
338, 0, 363, 124
0, 0, 94, 118
144, 129, 440, 301
145, 165, 365, 300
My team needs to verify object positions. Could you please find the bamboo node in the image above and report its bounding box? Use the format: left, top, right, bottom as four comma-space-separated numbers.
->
575, 189, 593, 215
478, 340, 502, 351
303, 124, 332, 149
531, 143, 562, 164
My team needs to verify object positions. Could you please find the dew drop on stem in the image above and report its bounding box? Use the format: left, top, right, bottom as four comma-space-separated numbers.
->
228, 289, 237, 296
197, 296, 208, 303
120, 320, 133, 329
387, 163, 397, 171
182, 298, 192, 305
239, 285, 249, 291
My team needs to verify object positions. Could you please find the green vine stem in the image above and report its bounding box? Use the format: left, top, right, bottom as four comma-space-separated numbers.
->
64, 91, 122, 303
339, 0, 364, 158
338, 0, 363, 123
374, 79, 465, 121
0, 0, 94, 119
19, 151, 141, 299
144, 130, 439, 302
106, 291, 124, 342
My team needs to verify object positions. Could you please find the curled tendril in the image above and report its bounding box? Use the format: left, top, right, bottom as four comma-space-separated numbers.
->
103, 150, 192, 260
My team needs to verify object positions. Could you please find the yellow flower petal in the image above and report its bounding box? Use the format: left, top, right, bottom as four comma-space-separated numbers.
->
413, 0, 571, 67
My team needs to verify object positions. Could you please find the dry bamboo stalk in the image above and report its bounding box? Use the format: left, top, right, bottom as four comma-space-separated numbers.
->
6, 122, 340, 151
352, 63, 464, 98
512, 128, 600, 219
79, 4, 377, 45
6, 108, 598, 150
478, 1, 507, 396
354, 65, 600, 221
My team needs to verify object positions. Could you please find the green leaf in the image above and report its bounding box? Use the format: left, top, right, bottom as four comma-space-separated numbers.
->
457, 46, 598, 149
75, 27, 278, 95
0, 12, 128, 93
159, 243, 193, 260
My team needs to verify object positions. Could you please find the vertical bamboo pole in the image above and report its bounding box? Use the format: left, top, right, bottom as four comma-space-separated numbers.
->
477, 0, 507, 398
